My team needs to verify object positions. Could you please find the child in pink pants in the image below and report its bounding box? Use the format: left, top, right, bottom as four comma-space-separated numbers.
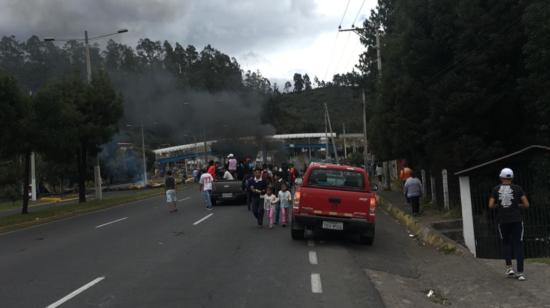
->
264, 187, 279, 228
278, 183, 292, 227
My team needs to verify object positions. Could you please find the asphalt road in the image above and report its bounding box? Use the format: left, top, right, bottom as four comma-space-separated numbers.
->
0, 186, 425, 308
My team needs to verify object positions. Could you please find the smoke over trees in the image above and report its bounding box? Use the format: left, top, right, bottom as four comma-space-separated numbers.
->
0, 34, 277, 207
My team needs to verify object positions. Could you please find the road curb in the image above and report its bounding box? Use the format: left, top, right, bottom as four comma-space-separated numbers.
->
378, 195, 470, 256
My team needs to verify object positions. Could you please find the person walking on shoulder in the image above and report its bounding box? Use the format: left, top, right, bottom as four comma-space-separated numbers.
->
375, 164, 384, 184
199, 168, 214, 210
489, 168, 529, 281
164, 171, 178, 213
403, 171, 422, 216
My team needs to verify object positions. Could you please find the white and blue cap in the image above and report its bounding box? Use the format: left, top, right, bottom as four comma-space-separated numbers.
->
499, 168, 514, 179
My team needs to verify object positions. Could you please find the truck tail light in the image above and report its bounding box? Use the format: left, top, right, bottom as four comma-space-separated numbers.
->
293, 191, 301, 210
369, 196, 377, 215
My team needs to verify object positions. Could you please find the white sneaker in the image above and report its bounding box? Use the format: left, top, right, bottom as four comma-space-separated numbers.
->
517, 273, 526, 281
505, 267, 515, 277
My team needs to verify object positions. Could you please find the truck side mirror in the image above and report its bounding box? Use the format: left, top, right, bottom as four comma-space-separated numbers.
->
371, 184, 379, 192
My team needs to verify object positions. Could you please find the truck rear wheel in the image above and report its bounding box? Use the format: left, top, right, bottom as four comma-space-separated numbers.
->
359, 231, 374, 245
291, 220, 304, 240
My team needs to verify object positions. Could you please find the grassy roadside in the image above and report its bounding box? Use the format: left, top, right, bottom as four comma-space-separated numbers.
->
0, 200, 19, 212
0, 187, 170, 234
0, 196, 76, 212
528, 258, 550, 265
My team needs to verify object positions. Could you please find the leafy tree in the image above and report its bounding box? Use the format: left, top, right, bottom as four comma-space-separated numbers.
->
293, 73, 304, 92
313, 76, 325, 88
273, 82, 280, 95
35, 71, 123, 202
0, 73, 35, 213
303, 74, 312, 91
284, 81, 292, 93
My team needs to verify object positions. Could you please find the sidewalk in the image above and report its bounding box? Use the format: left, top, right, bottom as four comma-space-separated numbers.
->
376, 189, 550, 307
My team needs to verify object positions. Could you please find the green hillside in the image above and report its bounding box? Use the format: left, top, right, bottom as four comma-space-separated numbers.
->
267, 87, 364, 134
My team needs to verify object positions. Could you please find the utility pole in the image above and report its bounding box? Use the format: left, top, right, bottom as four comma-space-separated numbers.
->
342, 123, 348, 159
362, 91, 368, 170
324, 109, 329, 160
85, 31, 103, 201
140, 122, 147, 186
339, 26, 385, 179
324, 103, 340, 164
30, 152, 36, 201
307, 137, 312, 163
376, 31, 382, 77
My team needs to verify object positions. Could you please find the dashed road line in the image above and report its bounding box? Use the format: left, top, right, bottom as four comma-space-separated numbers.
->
178, 197, 190, 202
309, 251, 318, 265
95, 217, 128, 229
193, 213, 213, 226
311, 273, 323, 293
307, 240, 315, 247
46, 276, 105, 308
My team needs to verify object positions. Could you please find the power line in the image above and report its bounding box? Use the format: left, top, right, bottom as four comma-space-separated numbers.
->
339, 0, 352, 27
351, 0, 367, 26
323, 0, 352, 81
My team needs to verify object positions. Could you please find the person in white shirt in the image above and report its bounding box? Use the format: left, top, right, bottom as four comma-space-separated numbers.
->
375, 164, 384, 183
199, 169, 214, 210
227, 154, 237, 177
277, 183, 292, 227
223, 167, 235, 180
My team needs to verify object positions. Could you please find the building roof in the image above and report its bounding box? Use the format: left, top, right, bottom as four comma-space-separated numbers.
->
455, 145, 550, 176
153, 141, 215, 155
271, 133, 336, 139
152, 132, 343, 155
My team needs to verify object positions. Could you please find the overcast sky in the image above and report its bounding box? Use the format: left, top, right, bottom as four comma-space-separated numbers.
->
0, 0, 377, 84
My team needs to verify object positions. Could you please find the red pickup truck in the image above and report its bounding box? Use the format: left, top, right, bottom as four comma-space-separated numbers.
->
291, 163, 377, 245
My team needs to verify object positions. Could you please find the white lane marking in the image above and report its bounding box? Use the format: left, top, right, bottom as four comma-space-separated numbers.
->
46, 276, 105, 308
178, 197, 190, 202
309, 251, 318, 265
307, 240, 315, 247
193, 213, 213, 226
311, 273, 323, 293
95, 217, 128, 229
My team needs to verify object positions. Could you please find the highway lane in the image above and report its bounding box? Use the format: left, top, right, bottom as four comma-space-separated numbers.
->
0, 187, 425, 308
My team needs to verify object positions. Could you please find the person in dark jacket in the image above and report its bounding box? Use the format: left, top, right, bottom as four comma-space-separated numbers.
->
247, 168, 267, 227
489, 168, 529, 281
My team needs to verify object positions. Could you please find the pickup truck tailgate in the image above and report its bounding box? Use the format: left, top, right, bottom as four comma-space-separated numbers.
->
300, 187, 372, 218
213, 181, 241, 193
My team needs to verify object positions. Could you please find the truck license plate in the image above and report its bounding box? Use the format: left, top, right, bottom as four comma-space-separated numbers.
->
222, 193, 233, 198
322, 221, 343, 230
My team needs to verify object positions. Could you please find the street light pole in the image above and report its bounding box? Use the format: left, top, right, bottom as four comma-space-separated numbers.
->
84, 30, 103, 201
45, 29, 128, 201
140, 122, 147, 186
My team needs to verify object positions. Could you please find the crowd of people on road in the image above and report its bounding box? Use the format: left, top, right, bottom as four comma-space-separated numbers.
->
243, 162, 298, 228
165, 153, 300, 228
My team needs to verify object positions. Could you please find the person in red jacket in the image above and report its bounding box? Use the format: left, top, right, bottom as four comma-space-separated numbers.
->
207, 160, 217, 180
